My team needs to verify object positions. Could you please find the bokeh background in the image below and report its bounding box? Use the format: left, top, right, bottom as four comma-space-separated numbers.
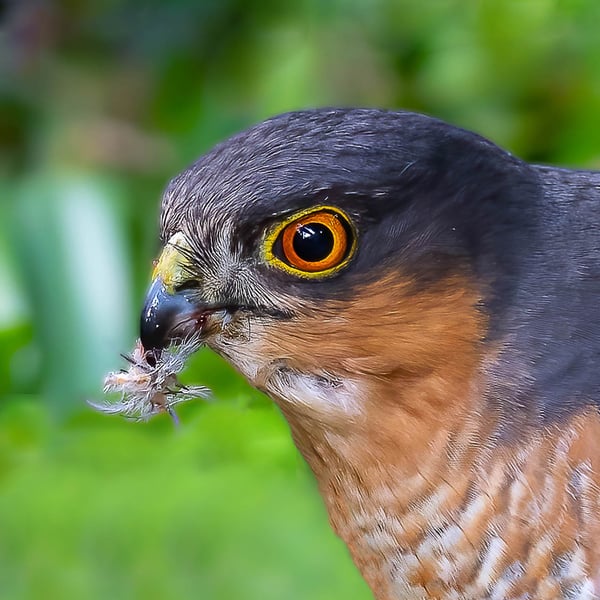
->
1, 1, 600, 598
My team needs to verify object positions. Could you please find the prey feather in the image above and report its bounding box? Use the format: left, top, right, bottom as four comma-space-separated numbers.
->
89, 335, 210, 422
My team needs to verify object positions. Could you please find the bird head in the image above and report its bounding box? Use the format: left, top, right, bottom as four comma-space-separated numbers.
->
140, 109, 538, 443
138, 108, 600, 600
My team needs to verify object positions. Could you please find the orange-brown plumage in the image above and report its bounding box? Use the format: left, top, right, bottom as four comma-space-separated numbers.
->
137, 109, 600, 598
255, 272, 600, 598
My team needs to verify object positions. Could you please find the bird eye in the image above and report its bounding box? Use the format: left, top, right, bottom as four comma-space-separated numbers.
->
265, 207, 356, 277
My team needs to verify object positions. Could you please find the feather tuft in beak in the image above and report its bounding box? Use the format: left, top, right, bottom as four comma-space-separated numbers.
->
89, 336, 210, 422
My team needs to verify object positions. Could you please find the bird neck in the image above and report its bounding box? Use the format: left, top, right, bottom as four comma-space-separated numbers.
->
280, 374, 600, 599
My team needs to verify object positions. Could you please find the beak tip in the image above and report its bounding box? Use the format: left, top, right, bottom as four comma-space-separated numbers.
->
140, 316, 165, 353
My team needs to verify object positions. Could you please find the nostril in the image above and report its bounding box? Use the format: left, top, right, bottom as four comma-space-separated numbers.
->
173, 280, 201, 293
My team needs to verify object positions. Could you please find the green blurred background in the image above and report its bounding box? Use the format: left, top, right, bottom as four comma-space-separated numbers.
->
1, 1, 599, 598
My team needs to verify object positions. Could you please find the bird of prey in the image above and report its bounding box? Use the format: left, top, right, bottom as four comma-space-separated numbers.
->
139, 109, 600, 599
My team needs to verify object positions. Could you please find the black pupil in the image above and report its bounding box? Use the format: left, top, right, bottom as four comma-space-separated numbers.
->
292, 223, 335, 262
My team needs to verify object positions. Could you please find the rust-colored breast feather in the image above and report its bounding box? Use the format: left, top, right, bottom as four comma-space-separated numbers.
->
323, 411, 600, 599
261, 274, 600, 599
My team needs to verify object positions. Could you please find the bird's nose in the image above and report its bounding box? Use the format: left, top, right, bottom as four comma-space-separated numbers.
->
140, 277, 205, 352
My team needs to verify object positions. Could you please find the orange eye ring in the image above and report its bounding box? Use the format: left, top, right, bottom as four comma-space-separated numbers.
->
281, 211, 348, 272
263, 206, 356, 277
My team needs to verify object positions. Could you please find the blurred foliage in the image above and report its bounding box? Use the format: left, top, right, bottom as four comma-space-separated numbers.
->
0, 1, 599, 598
0, 398, 369, 599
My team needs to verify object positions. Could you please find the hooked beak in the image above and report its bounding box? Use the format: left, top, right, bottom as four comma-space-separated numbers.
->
139, 277, 209, 352
140, 232, 209, 353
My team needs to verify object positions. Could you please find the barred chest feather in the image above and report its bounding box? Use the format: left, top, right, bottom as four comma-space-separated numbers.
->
284, 406, 600, 600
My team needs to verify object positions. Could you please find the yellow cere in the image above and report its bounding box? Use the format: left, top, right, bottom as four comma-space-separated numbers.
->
262, 205, 357, 278
152, 232, 195, 292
